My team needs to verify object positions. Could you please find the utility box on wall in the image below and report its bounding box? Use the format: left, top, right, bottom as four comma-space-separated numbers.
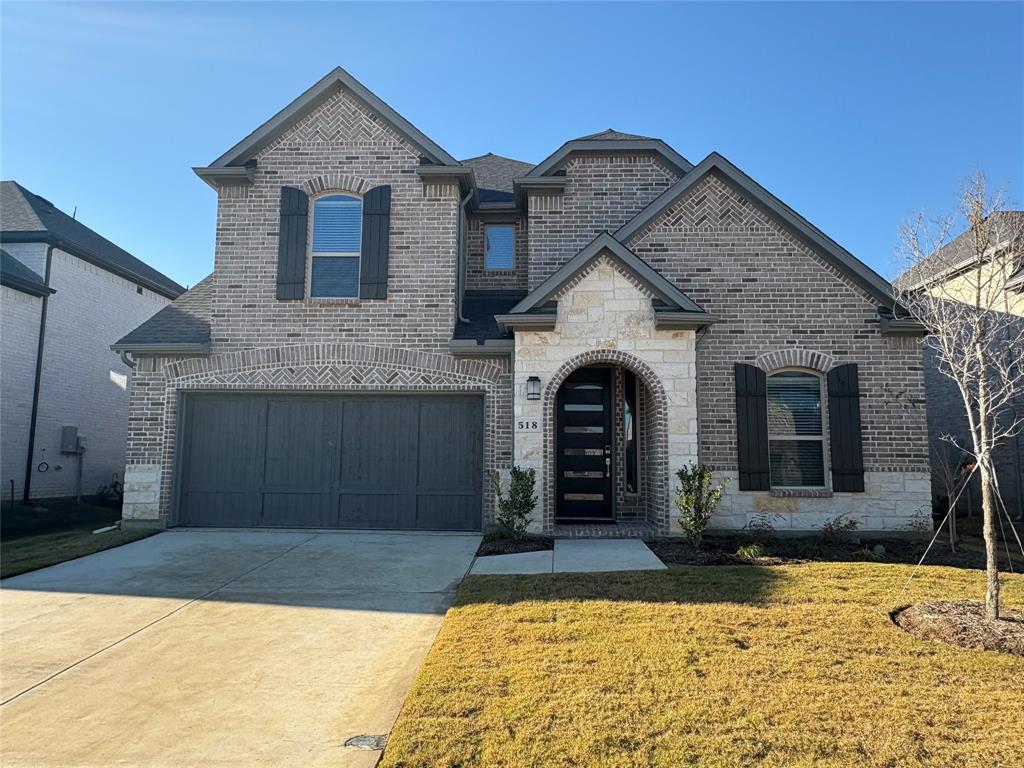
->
60, 426, 81, 454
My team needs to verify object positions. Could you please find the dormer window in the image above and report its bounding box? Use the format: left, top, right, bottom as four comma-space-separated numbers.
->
484, 224, 515, 271
310, 194, 362, 297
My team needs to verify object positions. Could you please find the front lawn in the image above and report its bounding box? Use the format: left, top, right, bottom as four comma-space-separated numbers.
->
1, 498, 155, 579
382, 563, 1023, 768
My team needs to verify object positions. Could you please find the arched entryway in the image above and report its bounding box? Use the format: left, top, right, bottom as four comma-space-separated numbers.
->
542, 351, 670, 532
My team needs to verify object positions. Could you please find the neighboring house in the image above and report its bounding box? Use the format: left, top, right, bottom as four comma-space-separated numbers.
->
901, 212, 1024, 521
1, 181, 184, 502
113, 67, 930, 535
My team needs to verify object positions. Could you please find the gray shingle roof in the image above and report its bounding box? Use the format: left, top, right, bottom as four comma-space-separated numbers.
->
111, 274, 212, 352
460, 154, 534, 204
453, 290, 526, 342
1, 248, 52, 296
1, 181, 185, 298
897, 211, 1024, 288
573, 129, 656, 141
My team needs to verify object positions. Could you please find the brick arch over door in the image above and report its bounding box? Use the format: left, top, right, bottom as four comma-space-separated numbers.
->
542, 349, 670, 532
154, 344, 506, 523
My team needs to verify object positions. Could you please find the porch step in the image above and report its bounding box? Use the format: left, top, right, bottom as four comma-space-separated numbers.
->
553, 521, 658, 539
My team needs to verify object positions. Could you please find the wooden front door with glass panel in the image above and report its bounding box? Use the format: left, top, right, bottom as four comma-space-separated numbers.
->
556, 366, 614, 521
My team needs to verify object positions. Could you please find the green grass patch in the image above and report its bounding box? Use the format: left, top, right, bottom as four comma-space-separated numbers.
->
1, 498, 155, 579
383, 563, 1023, 768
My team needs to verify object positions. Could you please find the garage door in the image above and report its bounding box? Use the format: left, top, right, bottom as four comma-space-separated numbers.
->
174, 393, 484, 531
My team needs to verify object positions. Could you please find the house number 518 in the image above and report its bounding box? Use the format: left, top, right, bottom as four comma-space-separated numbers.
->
516, 418, 539, 432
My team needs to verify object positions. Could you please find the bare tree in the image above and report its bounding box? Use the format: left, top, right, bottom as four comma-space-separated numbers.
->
894, 172, 1024, 620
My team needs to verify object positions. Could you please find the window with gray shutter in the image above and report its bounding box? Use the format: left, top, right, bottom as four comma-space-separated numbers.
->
310, 194, 362, 298
359, 185, 391, 299
767, 371, 826, 487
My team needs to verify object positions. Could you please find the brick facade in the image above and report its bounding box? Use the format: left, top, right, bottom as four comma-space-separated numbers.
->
526, 154, 679, 289
121, 74, 933, 535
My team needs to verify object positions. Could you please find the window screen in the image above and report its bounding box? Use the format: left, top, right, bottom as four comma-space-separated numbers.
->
485, 225, 515, 271
767, 371, 825, 487
311, 194, 361, 297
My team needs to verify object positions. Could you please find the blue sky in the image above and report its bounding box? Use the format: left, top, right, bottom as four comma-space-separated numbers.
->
2, 1, 1021, 288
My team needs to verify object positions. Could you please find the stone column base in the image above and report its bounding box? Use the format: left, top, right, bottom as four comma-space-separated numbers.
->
122, 463, 163, 524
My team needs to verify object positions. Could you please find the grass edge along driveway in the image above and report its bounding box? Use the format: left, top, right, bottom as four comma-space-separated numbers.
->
382, 562, 1023, 768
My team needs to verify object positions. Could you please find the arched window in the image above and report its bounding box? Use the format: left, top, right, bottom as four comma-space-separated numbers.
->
310, 194, 361, 297
766, 370, 827, 487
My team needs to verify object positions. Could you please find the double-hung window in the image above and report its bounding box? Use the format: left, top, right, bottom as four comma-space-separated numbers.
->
310, 194, 361, 298
484, 224, 515, 271
767, 371, 826, 487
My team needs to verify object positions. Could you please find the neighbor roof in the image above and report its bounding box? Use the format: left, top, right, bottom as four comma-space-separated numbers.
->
1, 181, 185, 299
460, 154, 534, 204
111, 275, 213, 354
1, 248, 52, 297
897, 211, 1024, 289
200, 66, 460, 176
614, 152, 897, 306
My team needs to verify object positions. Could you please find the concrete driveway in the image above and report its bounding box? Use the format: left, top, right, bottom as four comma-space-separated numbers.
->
0, 529, 480, 767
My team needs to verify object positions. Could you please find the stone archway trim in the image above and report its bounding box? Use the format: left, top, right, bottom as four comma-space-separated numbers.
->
753, 348, 836, 374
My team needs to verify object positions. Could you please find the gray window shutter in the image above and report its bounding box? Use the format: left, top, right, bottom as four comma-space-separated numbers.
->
827, 364, 865, 492
276, 186, 308, 300
734, 363, 770, 491
360, 185, 391, 299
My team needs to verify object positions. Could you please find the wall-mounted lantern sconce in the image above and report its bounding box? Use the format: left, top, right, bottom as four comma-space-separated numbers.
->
526, 376, 541, 400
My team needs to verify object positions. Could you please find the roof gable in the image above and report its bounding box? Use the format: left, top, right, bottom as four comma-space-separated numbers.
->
204, 67, 459, 170
615, 153, 896, 306
510, 232, 707, 315
1, 181, 184, 299
524, 136, 694, 179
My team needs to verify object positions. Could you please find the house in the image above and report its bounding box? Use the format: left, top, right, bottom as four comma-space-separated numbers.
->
1, 181, 184, 502
901, 212, 1024, 521
112, 67, 931, 535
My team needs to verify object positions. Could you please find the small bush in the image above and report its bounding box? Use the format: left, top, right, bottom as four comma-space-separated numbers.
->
854, 546, 885, 562
736, 543, 765, 562
819, 513, 860, 544
743, 512, 781, 544
674, 463, 728, 546
491, 466, 537, 539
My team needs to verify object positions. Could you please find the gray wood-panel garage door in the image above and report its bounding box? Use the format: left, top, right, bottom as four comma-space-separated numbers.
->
175, 393, 484, 531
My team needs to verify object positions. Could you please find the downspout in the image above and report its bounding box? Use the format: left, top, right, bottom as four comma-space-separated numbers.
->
23, 245, 55, 503
456, 187, 472, 324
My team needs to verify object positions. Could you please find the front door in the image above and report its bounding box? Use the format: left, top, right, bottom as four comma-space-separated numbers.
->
556, 366, 614, 522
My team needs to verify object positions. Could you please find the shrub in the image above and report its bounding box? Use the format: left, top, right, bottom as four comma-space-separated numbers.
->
674, 463, 728, 546
743, 512, 781, 544
819, 513, 860, 544
736, 543, 765, 562
491, 466, 537, 539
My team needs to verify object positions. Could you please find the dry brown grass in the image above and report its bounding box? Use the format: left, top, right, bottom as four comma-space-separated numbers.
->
382, 563, 1023, 768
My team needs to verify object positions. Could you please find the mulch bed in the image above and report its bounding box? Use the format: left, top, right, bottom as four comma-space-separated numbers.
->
477, 535, 554, 557
892, 600, 1024, 656
646, 535, 1016, 570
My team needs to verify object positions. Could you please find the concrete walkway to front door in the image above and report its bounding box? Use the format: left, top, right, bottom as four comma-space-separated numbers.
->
470, 538, 667, 575
0, 529, 479, 768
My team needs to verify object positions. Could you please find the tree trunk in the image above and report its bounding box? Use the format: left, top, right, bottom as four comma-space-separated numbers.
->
947, 498, 957, 552
979, 457, 1000, 620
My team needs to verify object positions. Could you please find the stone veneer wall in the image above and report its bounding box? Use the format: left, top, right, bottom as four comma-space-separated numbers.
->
512, 256, 697, 533
526, 153, 679, 290
623, 171, 931, 531
122, 344, 511, 526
